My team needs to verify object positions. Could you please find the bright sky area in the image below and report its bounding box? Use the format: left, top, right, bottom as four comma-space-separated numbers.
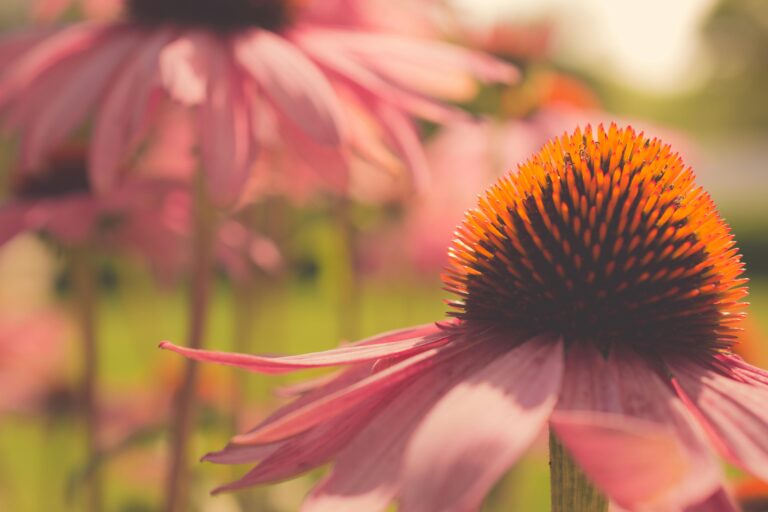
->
450, 0, 718, 93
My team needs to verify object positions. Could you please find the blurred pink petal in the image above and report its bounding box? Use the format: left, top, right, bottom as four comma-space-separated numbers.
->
1, 3, 514, 204
671, 359, 768, 480
236, 30, 343, 145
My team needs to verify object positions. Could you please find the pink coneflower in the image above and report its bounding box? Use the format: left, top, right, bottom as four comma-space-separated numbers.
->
162, 125, 767, 511
0, 0, 515, 206
0, 144, 186, 275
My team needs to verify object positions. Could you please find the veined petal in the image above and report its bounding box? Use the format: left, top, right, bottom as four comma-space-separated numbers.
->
90, 28, 175, 192
236, 30, 343, 146
399, 335, 563, 512
303, 334, 505, 512
671, 358, 768, 481
305, 30, 517, 101
293, 28, 469, 123
158, 324, 449, 374
231, 347, 445, 444
551, 345, 721, 511
199, 38, 257, 207
16, 29, 138, 172
0, 23, 110, 103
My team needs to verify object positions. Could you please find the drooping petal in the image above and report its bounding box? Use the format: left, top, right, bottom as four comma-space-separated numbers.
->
14, 28, 139, 171
159, 34, 207, 105
304, 30, 517, 101
198, 37, 257, 207
398, 335, 563, 512
0, 23, 109, 102
236, 29, 343, 146
158, 323, 448, 374
205, 363, 375, 465
90, 28, 175, 192
373, 102, 430, 192
293, 27, 469, 123
302, 334, 505, 512
231, 346, 446, 444
671, 358, 768, 481
551, 345, 721, 511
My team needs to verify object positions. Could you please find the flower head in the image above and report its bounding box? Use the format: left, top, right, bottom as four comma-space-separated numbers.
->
161, 125, 766, 511
0, 0, 515, 206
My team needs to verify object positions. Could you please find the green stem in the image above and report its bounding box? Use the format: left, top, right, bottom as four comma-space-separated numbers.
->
164, 179, 216, 512
333, 198, 361, 341
549, 430, 608, 512
71, 248, 102, 512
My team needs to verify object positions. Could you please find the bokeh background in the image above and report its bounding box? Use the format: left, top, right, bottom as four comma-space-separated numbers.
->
1, 0, 767, 510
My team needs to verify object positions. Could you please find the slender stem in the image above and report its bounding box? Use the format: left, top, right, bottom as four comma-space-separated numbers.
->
549, 430, 608, 512
164, 179, 216, 512
333, 198, 361, 341
230, 277, 256, 434
71, 248, 102, 512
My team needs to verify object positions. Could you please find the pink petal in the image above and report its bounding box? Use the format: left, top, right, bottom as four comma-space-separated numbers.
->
398, 335, 563, 512
159, 34, 207, 105
215, 383, 387, 492
374, 102, 429, 192
551, 346, 721, 511
0, 203, 31, 246
16, 29, 139, 171
198, 38, 257, 207
231, 346, 447, 444
236, 30, 343, 146
671, 358, 768, 480
293, 27, 469, 123
0, 23, 109, 101
205, 363, 375, 464
90, 28, 174, 192
158, 324, 448, 374
684, 487, 739, 512
303, 334, 506, 512
306, 30, 517, 101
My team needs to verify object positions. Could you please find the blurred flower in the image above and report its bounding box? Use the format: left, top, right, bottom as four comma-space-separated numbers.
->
0, 309, 70, 414
0, 144, 187, 276
0, 0, 516, 206
162, 125, 765, 511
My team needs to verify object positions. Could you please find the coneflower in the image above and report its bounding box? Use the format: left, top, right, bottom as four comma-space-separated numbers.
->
161, 125, 764, 511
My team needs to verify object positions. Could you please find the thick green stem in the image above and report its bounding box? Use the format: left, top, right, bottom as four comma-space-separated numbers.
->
164, 180, 216, 512
550, 430, 608, 512
71, 249, 102, 512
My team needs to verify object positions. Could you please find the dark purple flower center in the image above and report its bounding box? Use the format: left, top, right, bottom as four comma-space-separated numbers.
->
127, 0, 292, 32
13, 147, 91, 200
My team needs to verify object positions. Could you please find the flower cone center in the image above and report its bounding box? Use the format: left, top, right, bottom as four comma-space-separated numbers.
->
127, 0, 291, 31
444, 124, 747, 357
13, 146, 91, 199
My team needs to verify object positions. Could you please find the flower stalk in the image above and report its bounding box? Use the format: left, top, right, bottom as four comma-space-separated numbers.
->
71, 247, 102, 512
164, 173, 217, 512
549, 430, 607, 512
333, 197, 361, 341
